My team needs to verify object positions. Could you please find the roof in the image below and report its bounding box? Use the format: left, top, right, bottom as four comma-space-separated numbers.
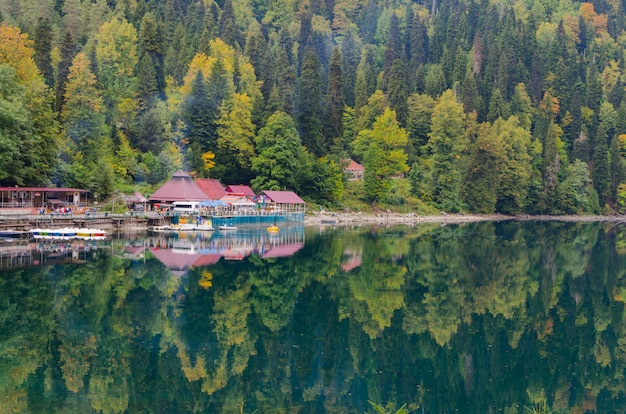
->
196, 178, 227, 200
220, 195, 257, 206
149, 170, 209, 202
193, 254, 222, 266
260, 190, 306, 204
0, 187, 88, 192
225, 185, 255, 197
344, 159, 364, 171
150, 248, 204, 274
261, 243, 304, 258
124, 191, 147, 203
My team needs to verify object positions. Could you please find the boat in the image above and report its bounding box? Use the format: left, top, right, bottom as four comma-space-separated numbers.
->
267, 225, 279, 233
150, 223, 214, 233
29, 228, 107, 240
0, 230, 26, 241
218, 225, 238, 231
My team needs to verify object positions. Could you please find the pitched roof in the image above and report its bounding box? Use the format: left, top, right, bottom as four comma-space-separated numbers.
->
196, 178, 227, 200
344, 159, 364, 171
261, 243, 304, 258
220, 195, 257, 206
124, 191, 147, 203
149, 170, 209, 202
225, 185, 255, 197
150, 248, 204, 276
260, 190, 306, 204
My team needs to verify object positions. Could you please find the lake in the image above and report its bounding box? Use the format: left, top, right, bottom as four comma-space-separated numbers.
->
2, 221, 626, 413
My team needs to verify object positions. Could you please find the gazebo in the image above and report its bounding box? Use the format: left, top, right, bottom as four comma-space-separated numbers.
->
149, 170, 209, 206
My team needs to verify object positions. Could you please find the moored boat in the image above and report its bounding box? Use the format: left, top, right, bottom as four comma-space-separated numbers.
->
218, 225, 238, 231
30, 228, 107, 240
266, 225, 279, 233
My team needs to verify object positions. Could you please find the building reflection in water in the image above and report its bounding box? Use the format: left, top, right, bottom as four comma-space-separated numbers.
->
0, 226, 305, 273
0, 239, 109, 269
126, 226, 305, 275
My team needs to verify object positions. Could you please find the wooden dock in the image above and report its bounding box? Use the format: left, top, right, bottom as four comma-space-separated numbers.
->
0, 212, 169, 232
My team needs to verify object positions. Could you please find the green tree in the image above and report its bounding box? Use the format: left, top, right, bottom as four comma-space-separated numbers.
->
215, 93, 256, 183
137, 12, 165, 106
406, 93, 435, 161
427, 89, 468, 212
183, 71, 214, 152
593, 122, 611, 205
95, 15, 138, 130
298, 51, 325, 156
297, 154, 345, 204
327, 47, 345, 141
33, 17, 54, 88
557, 159, 599, 213
61, 52, 108, 163
387, 59, 408, 126
251, 111, 304, 191
55, 31, 77, 113
353, 108, 408, 201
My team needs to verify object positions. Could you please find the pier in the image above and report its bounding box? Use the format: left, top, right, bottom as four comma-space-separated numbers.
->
0, 211, 167, 232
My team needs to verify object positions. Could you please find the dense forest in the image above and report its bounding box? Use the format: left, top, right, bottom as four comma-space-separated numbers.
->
2, 0, 626, 214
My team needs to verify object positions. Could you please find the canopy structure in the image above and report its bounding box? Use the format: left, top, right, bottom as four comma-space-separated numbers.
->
200, 199, 228, 207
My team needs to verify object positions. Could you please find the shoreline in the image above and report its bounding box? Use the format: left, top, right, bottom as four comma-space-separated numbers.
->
303, 212, 626, 227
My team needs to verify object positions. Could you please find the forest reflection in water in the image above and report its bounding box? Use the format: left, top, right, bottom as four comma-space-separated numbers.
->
2, 221, 626, 413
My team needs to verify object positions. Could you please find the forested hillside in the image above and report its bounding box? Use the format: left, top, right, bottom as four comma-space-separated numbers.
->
1, 0, 626, 214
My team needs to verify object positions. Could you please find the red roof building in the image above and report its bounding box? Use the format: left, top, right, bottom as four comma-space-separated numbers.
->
225, 185, 256, 197
196, 178, 227, 200
344, 159, 364, 180
0, 187, 89, 209
260, 190, 306, 205
149, 170, 209, 202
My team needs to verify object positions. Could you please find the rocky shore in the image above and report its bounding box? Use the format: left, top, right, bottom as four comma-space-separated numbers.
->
303, 211, 626, 227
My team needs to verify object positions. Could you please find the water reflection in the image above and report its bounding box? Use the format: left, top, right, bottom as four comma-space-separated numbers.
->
2, 222, 626, 413
0, 239, 110, 269
129, 226, 306, 275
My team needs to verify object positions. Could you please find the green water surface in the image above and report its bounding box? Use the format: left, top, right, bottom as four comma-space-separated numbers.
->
2, 221, 626, 413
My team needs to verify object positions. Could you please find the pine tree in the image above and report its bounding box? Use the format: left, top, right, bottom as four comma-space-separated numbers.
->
298, 51, 324, 155
340, 26, 361, 107
33, 17, 54, 88
461, 70, 482, 116
56, 31, 77, 114
592, 122, 611, 205
219, 0, 239, 49
387, 59, 408, 126
184, 71, 214, 152
327, 48, 345, 141
487, 88, 511, 122
383, 12, 403, 83
137, 12, 166, 103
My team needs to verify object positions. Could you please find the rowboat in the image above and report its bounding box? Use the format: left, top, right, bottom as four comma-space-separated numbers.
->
29, 228, 107, 240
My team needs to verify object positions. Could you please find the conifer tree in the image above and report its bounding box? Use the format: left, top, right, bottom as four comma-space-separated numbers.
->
184, 71, 214, 152
33, 17, 54, 88
137, 12, 165, 104
592, 122, 611, 205
387, 59, 408, 126
383, 12, 403, 81
340, 26, 361, 107
219, 0, 239, 49
56, 31, 77, 114
327, 48, 344, 140
298, 51, 324, 155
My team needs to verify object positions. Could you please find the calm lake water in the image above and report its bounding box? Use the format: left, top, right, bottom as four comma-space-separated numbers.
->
2, 221, 626, 413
